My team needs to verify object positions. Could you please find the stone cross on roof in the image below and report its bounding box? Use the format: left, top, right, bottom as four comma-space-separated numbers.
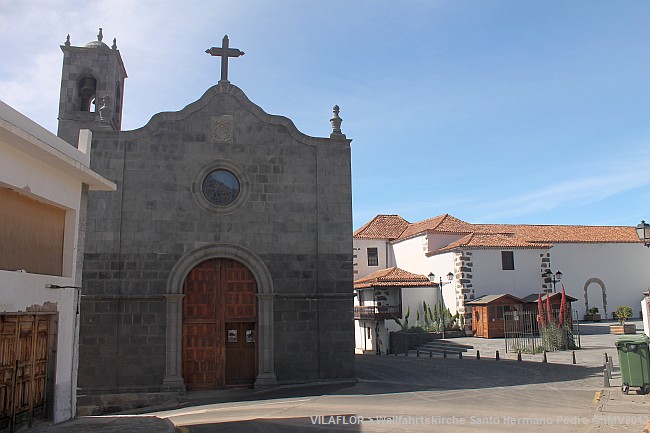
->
205, 35, 245, 83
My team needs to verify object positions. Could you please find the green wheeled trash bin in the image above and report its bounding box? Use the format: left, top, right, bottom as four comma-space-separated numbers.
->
615, 334, 650, 395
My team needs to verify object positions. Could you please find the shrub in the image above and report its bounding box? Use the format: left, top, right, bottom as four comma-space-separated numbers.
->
614, 306, 633, 325
537, 286, 577, 351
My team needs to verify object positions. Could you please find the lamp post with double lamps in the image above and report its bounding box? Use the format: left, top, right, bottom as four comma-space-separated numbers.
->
428, 272, 454, 339
542, 269, 563, 293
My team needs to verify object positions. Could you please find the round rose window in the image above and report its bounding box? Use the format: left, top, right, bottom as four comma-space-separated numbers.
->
201, 169, 240, 206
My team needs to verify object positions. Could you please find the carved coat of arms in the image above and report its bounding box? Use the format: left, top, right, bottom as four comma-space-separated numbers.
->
212, 115, 233, 143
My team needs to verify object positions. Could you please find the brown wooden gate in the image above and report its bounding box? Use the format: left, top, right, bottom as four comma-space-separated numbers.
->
0, 314, 53, 433
182, 258, 257, 389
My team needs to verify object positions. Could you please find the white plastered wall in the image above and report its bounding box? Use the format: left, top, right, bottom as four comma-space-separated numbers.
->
391, 235, 457, 312
0, 140, 83, 423
354, 238, 390, 279
469, 248, 545, 297
0, 103, 114, 423
549, 243, 650, 318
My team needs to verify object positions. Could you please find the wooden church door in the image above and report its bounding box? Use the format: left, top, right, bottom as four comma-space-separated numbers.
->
182, 258, 257, 389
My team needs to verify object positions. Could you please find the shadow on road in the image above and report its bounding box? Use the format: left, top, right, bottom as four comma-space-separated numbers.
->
177, 415, 363, 433
170, 353, 603, 410
352, 354, 602, 393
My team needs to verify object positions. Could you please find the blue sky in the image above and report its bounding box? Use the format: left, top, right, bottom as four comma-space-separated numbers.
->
2, 1, 650, 230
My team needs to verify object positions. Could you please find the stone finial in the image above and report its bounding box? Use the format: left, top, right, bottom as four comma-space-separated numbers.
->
112, 38, 118, 50
330, 105, 344, 137
97, 28, 103, 42
65, 34, 71, 46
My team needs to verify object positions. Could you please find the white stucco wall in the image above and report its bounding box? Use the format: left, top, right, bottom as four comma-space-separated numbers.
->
384, 228, 650, 320
354, 238, 389, 278
402, 286, 438, 328
1, 102, 114, 423
550, 243, 650, 318
457, 244, 650, 318
391, 236, 457, 311
469, 248, 546, 298
0, 143, 85, 424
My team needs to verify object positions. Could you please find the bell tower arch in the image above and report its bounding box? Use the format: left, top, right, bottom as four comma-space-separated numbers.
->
57, 28, 127, 146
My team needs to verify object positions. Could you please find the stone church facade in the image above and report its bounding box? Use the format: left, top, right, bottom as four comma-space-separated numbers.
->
56, 30, 354, 399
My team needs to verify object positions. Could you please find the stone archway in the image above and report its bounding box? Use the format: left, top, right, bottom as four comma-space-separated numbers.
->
162, 243, 277, 391
583, 277, 607, 317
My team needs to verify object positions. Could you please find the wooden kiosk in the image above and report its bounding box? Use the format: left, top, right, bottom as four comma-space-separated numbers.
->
467, 294, 524, 338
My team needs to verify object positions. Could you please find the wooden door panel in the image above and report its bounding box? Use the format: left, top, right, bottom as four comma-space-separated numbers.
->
182, 258, 257, 390
225, 322, 256, 385
0, 314, 52, 431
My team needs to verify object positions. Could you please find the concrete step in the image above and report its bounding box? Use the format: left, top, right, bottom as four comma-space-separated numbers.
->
418, 340, 474, 350
406, 349, 467, 358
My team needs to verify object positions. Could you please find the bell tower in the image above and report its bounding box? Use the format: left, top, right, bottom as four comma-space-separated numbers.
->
57, 28, 127, 146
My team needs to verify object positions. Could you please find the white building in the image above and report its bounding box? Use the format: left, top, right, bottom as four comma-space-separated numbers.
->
354, 267, 438, 355
0, 101, 115, 428
354, 214, 650, 322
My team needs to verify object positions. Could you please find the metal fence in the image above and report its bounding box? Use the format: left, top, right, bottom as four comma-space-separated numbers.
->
503, 309, 580, 353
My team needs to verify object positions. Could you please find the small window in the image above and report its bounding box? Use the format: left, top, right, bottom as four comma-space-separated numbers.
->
501, 251, 514, 270
367, 247, 378, 266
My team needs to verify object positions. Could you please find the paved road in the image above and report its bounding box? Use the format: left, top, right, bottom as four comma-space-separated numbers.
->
153, 355, 617, 433
27, 321, 648, 433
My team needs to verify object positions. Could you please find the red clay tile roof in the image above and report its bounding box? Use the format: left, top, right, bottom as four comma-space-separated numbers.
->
399, 214, 474, 239
353, 214, 409, 239
475, 223, 639, 243
354, 267, 435, 289
356, 214, 641, 247
432, 233, 552, 254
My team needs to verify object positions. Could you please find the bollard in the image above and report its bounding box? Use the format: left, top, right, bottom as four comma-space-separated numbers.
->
572, 351, 576, 365
417, 350, 420, 357
443, 350, 447, 358
495, 350, 500, 361
476, 350, 480, 360
607, 356, 614, 376
459, 351, 463, 359
517, 351, 522, 362
603, 368, 610, 388
429, 350, 432, 358
542, 351, 547, 363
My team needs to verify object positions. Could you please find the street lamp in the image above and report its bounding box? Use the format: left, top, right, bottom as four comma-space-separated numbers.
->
636, 220, 650, 247
542, 269, 563, 293
428, 272, 454, 338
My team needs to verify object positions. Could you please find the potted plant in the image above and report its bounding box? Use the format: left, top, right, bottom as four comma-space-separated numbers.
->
584, 307, 601, 322
610, 306, 636, 334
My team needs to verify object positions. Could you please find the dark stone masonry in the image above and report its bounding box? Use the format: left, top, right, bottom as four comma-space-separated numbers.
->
56, 31, 355, 404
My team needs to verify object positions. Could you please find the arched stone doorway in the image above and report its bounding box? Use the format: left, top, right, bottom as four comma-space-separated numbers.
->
183, 258, 257, 388
583, 277, 607, 317
162, 244, 277, 391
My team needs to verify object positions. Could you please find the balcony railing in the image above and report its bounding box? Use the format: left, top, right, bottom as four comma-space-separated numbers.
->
354, 305, 402, 321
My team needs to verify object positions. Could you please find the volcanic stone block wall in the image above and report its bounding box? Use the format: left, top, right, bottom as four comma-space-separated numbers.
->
77, 83, 354, 393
